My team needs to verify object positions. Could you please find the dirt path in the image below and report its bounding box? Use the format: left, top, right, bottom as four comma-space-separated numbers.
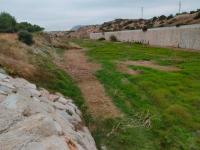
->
60, 48, 121, 118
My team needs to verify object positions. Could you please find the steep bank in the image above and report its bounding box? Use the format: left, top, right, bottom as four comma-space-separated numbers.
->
0, 33, 97, 149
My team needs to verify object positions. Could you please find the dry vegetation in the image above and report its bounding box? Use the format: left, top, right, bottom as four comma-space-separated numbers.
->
0, 33, 37, 78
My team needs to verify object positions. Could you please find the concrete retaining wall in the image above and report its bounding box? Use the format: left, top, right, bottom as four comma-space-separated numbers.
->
90, 24, 200, 50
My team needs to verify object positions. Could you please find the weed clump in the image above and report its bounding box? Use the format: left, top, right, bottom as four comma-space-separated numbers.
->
109, 35, 118, 42
194, 12, 200, 19
176, 23, 185, 27
167, 14, 173, 20
142, 26, 148, 32
18, 30, 33, 45
98, 37, 105, 41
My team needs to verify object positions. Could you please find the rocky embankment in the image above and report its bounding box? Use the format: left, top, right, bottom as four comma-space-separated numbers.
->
68, 10, 200, 37
0, 70, 97, 150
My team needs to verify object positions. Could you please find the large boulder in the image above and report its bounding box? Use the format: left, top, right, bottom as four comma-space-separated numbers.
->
0, 71, 97, 150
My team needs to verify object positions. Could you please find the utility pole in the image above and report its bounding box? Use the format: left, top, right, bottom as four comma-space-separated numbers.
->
141, 7, 144, 19
179, 0, 182, 14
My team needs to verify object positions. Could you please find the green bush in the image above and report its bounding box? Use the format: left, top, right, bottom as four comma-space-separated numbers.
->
159, 15, 167, 20
16, 22, 44, 32
176, 23, 185, 27
167, 14, 173, 20
190, 11, 196, 14
109, 35, 118, 42
18, 30, 33, 45
0, 12, 17, 33
0, 12, 44, 33
142, 26, 148, 32
152, 17, 158, 22
98, 37, 105, 41
194, 12, 200, 19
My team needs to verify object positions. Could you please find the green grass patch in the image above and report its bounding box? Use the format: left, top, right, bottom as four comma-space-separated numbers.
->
73, 39, 200, 150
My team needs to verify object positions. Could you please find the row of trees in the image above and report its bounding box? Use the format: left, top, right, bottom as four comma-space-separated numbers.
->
0, 12, 44, 33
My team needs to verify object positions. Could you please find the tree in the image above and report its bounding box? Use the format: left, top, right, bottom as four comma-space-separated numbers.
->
0, 12, 17, 33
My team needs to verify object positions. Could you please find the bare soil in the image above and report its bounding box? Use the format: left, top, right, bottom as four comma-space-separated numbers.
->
117, 63, 140, 75
60, 48, 121, 118
121, 60, 180, 72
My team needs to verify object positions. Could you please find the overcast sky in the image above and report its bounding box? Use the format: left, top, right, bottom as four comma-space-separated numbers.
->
0, 0, 199, 31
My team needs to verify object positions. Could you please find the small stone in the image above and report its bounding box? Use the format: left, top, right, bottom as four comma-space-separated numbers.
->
22, 108, 32, 117
54, 121, 63, 136
58, 97, 68, 105
49, 94, 59, 102
53, 102, 67, 110
25, 83, 37, 89
0, 69, 6, 74
0, 90, 8, 95
0, 81, 15, 89
2, 78, 10, 82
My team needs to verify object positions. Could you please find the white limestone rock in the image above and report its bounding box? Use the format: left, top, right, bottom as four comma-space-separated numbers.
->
0, 72, 97, 150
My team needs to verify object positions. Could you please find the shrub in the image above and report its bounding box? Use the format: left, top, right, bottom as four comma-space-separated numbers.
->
0, 12, 44, 33
176, 23, 185, 27
0, 12, 17, 33
190, 11, 196, 14
167, 14, 173, 20
16, 22, 44, 32
176, 12, 188, 16
152, 16, 158, 22
181, 12, 187, 15
109, 35, 118, 42
18, 30, 33, 45
194, 12, 200, 19
159, 15, 167, 20
98, 37, 105, 41
134, 41, 143, 45
124, 26, 135, 30
142, 26, 148, 32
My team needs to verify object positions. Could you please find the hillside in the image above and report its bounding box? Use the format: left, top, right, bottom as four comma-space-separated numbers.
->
69, 9, 200, 38
71, 25, 85, 31
100, 11, 200, 32
67, 25, 100, 38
